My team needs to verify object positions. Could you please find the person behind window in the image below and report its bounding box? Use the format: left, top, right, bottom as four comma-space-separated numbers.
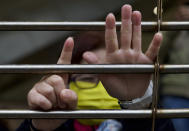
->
17, 4, 174, 131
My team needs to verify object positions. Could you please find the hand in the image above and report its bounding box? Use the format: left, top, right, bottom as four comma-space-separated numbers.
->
83, 5, 163, 100
27, 38, 77, 131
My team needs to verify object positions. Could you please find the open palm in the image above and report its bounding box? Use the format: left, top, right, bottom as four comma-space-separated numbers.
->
83, 5, 162, 100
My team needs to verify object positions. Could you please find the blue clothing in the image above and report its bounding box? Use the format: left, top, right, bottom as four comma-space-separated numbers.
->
97, 119, 122, 131
162, 95, 189, 131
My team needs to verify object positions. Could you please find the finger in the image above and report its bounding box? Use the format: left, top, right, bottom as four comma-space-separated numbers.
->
105, 13, 119, 53
57, 37, 74, 64
132, 11, 142, 52
57, 37, 74, 81
145, 32, 163, 61
35, 82, 57, 107
60, 89, 78, 109
28, 89, 52, 110
121, 4, 132, 50
82, 51, 99, 64
45, 75, 67, 108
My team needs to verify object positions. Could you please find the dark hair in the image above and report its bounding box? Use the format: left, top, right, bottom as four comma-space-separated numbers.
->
184, 2, 189, 5
71, 31, 105, 64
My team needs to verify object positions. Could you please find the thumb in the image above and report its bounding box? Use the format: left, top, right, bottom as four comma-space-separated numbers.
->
82, 51, 99, 64
145, 32, 162, 61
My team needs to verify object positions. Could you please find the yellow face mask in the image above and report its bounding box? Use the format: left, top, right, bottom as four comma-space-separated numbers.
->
69, 81, 120, 126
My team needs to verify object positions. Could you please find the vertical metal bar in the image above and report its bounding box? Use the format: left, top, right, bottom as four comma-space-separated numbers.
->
157, 0, 163, 31
152, 0, 163, 130
152, 62, 160, 131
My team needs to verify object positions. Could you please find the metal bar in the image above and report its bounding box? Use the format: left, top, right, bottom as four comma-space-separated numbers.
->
0, 110, 151, 119
0, 109, 188, 119
152, 62, 160, 131
161, 22, 189, 31
152, 0, 163, 129
0, 64, 189, 74
157, 109, 189, 118
0, 64, 154, 74
0, 21, 188, 31
159, 64, 189, 73
157, 0, 162, 32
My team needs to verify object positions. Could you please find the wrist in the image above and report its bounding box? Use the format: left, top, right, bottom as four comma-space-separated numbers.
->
118, 81, 153, 109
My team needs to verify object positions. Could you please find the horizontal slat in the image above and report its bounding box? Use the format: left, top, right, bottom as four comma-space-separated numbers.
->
0, 21, 188, 31
0, 64, 188, 74
0, 64, 153, 74
0, 109, 188, 119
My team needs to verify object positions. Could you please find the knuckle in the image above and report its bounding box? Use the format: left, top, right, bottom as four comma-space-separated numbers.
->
27, 90, 39, 109
43, 87, 54, 96
29, 99, 36, 108
47, 75, 63, 86
27, 89, 35, 102
33, 82, 43, 90
38, 100, 46, 106
28, 97, 37, 109
38, 100, 51, 110
34, 82, 48, 93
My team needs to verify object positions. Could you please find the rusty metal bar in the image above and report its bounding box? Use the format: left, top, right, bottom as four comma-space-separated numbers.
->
152, 0, 163, 130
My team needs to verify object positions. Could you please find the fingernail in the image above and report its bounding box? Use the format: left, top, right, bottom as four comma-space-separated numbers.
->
66, 37, 74, 44
156, 32, 162, 37
155, 32, 163, 42
106, 13, 116, 29
65, 37, 74, 49
132, 11, 141, 26
122, 4, 132, 19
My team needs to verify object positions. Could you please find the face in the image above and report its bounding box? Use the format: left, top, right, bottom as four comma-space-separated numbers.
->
71, 47, 106, 88
70, 47, 106, 87
69, 48, 120, 125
